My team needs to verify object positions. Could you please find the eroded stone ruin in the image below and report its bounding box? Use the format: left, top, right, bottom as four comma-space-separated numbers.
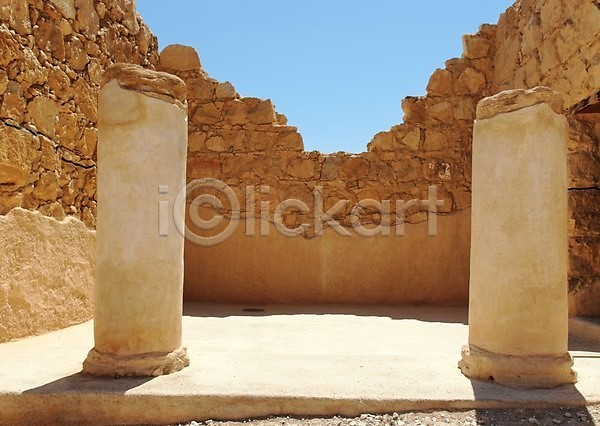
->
0, 0, 598, 345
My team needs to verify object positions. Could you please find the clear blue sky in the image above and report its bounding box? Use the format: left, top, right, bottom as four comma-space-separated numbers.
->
136, 1, 514, 154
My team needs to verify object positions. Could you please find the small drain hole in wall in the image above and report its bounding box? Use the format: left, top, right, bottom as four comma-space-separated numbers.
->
242, 308, 265, 313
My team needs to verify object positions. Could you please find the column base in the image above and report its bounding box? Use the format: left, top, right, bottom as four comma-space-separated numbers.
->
82, 346, 189, 377
458, 344, 576, 389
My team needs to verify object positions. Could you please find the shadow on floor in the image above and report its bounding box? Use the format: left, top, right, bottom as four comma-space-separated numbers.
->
569, 334, 600, 354
24, 372, 153, 394
469, 373, 592, 424
183, 302, 468, 324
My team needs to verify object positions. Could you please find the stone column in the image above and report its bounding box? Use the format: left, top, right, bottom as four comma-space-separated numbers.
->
459, 87, 576, 388
83, 64, 189, 377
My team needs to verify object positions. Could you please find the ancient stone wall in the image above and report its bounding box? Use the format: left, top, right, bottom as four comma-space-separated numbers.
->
158, 43, 482, 305
0, 0, 597, 312
164, 0, 600, 311
0, 0, 158, 228
490, 0, 600, 315
0, 0, 158, 341
0, 208, 95, 343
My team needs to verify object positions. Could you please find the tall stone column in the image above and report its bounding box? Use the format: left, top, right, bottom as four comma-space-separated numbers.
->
459, 87, 576, 388
83, 64, 189, 377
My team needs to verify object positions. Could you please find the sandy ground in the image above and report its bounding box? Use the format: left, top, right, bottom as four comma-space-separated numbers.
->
177, 405, 600, 426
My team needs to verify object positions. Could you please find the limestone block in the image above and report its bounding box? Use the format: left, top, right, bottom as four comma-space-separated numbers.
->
116, 0, 140, 34
0, 0, 31, 35
401, 128, 421, 150
453, 98, 476, 121
78, 127, 98, 157
423, 129, 447, 151
65, 38, 90, 71
248, 99, 276, 125
540, 40, 560, 76
277, 131, 303, 151
521, 15, 542, 58
34, 19, 66, 61
74, 0, 100, 37
287, 157, 316, 179
188, 132, 207, 153
457, 67, 487, 95
48, 68, 75, 101
0, 192, 23, 214
401, 96, 427, 123
0, 27, 21, 66
569, 151, 600, 188
220, 153, 253, 178
368, 131, 394, 151
579, 1, 600, 41
187, 155, 221, 179
429, 101, 454, 124
205, 135, 228, 152
192, 103, 221, 125
492, 32, 521, 92
1, 82, 26, 122
73, 78, 97, 122
50, 0, 76, 20
276, 113, 288, 125
32, 171, 59, 201
0, 125, 35, 187
187, 76, 216, 100
159, 44, 201, 72
215, 81, 236, 99
369, 161, 395, 182
248, 131, 278, 151
28, 97, 59, 137
462, 34, 491, 59
0, 71, 8, 96
341, 157, 369, 180
0, 208, 95, 343
20, 49, 47, 88
427, 69, 455, 96
221, 128, 247, 151
222, 99, 248, 125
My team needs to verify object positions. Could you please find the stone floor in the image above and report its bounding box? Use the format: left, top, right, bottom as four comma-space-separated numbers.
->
0, 303, 599, 425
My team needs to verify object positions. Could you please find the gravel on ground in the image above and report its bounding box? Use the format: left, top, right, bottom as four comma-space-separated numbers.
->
174, 405, 600, 426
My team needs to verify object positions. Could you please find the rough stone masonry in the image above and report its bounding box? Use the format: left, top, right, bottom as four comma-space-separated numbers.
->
0, 0, 598, 342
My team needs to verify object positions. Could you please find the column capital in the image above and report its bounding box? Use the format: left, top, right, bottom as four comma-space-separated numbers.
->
103, 63, 187, 108
476, 86, 564, 120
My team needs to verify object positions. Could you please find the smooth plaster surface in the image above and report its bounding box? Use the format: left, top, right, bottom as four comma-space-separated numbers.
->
184, 210, 471, 306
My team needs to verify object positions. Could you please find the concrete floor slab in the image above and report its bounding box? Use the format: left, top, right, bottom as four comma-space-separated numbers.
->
0, 304, 599, 425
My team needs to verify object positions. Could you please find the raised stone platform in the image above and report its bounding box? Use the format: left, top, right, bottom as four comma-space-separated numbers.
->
0, 304, 599, 425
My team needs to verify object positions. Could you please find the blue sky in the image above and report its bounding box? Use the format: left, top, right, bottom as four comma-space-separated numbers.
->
136, 1, 515, 154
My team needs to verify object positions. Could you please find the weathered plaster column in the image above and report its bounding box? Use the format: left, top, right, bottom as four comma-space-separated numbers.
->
459, 87, 576, 388
83, 64, 189, 376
